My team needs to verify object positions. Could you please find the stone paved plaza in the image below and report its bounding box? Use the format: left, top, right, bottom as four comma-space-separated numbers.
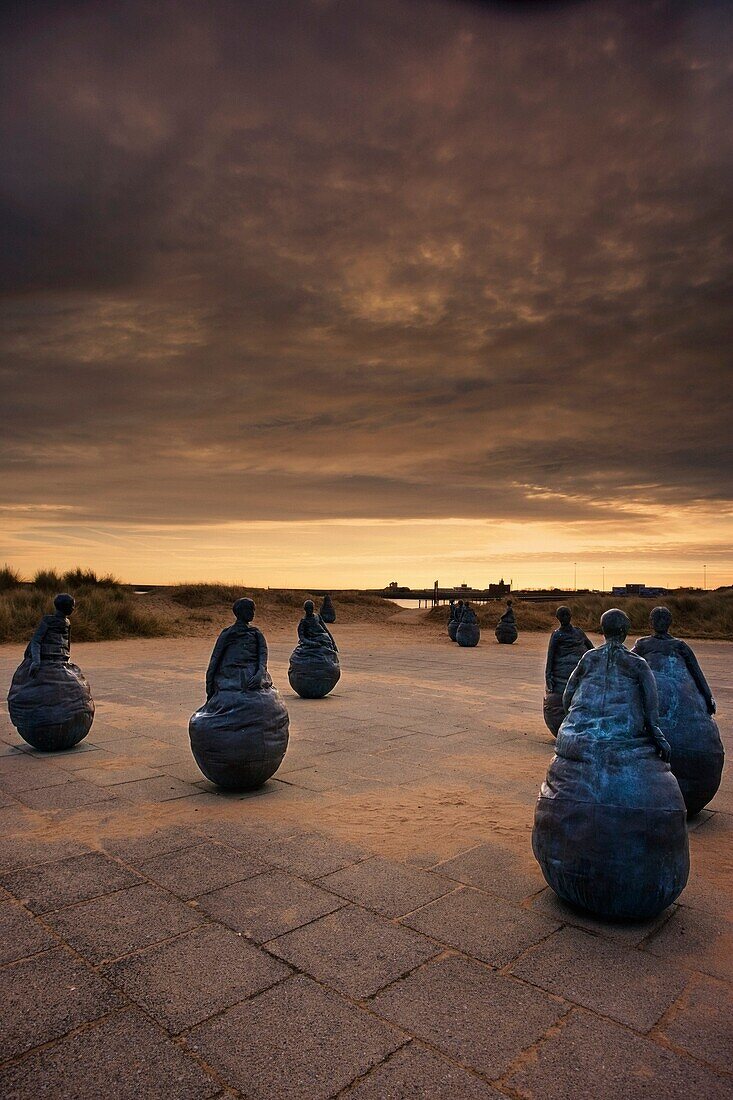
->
0, 627, 731, 1098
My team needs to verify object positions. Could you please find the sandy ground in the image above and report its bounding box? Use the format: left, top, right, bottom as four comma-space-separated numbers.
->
0, 617, 731, 1097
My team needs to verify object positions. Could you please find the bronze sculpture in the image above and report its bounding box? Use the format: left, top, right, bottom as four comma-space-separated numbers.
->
448, 599, 464, 642
189, 599, 289, 789
532, 609, 689, 920
7, 593, 94, 751
456, 603, 480, 647
495, 599, 518, 644
288, 600, 341, 698
543, 606, 594, 735
319, 594, 336, 624
633, 607, 724, 815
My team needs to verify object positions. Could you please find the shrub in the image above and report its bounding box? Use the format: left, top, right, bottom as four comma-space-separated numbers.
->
0, 565, 22, 591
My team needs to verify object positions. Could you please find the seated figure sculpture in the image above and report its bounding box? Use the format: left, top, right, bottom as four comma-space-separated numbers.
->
495, 599, 518, 644
543, 606, 594, 736
446, 600, 456, 638
448, 599, 464, 642
288, 600, 341, 698
456, 603, 480, 647
633, 607, 724, 816
8, 593, 94, 751
319, 594, 336, 623
532, 609, 689, 920
189, 598, 289, 789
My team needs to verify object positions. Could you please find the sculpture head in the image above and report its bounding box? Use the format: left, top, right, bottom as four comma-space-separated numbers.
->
600, 608, 629, 642
232, 598, 255, 623
54, 593, 75, 617
506, 599, 513, 607
556, 605, 572, 627
304, 599, 315, 615
650, 606, 672, 635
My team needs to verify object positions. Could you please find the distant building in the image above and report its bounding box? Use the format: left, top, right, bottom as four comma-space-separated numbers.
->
485, 577, 511, 597
612, 583, 668, 598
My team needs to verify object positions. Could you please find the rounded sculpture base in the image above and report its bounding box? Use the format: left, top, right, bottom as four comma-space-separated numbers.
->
8, 659, 94, 752
189, 687, 289, 790
672, 744, 725, 817
532, 737, 689, 920
495, 624, 518, 644
288, 667, 340, 699
542, 693, 564, 737
448, 621, 459, 642
320, 612, 336, 624
456, 624, 480, 647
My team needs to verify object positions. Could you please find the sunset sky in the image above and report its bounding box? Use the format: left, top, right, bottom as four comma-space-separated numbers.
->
2, 0, 731, 589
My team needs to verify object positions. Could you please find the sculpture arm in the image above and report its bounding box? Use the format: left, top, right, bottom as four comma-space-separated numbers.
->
561, 659, 583, 712
297, 619, 308, 643
544, 635, 558, 693
28, 618, 48, 672
247, 629, 268, 689
205, 632, 229, 697
581, 632, 594, 652
639, 660, 671, 762
680, 643, 716, 714
321, 619, 338, 652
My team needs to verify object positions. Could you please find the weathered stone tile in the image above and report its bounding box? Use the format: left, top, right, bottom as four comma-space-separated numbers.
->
269, 905, 439, 998
0, 898, 58, 964
504, 1008, 732, 1099
402, 886, 559, 967
184, 974, 405, 1098
434, 842, 547, 902
14, 780, 115, 811
320, 858, 454, 917
255, 830, 368, 880
101, 824, 203, 865
196, 869, 344, 942
529, 887, 676, 946
44, 882, 205, 964
103, 924, 290, 1033
139, 841, 264, 898
0, 755, 72, 792
371, 954, 566, 1078
110, 775, 202, 803
0, 1007, 220, 1099
642, 905, 733, 983
2, 851, 141, 914
345, 1042, 503, 1098
0, 833, 94, 875
657, 973, 733, 1073
0, 947, 124, 1061
510, 926, 688, 1031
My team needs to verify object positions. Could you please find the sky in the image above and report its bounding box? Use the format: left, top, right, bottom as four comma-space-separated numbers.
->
1, 0, 731, 589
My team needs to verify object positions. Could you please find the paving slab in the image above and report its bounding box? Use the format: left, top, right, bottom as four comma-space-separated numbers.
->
269, 904, 440, 998
434, 841, 548, 902
138, 840, 264, 898
103, 924, 291, 1033
2, 851, 142, 914
642, 905, 733, 983
255, 830, 368, 879
0, 833, 94, 874
656, 972, 733, 1073
502, 1007, 733, 1099
0, 1007, 220, 1099
184, 973, 405, 1099
13, 779, 116, 811
370, 954, 567, 1079
0, 755, 73, 792
110, 775, 203, 803
529, 887, 676, 946
510, 926, 689, 1031
44, 882, 206, 964
73, 762, 166, 787
101, 824, 204, 865
343, 1042, 504, 1098
196, 869, 344, 942
402, 885, 559, 967
0, 946, 124, 1061
321, 858, 454, 917
0, 898, 58, 964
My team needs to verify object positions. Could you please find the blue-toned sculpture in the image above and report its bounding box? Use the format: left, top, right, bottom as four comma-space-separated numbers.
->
448, 600, 464, 642
7, 593, 94, 751
495, 600, 518, 644
543, 606, 594, 736
456, 604, 480, 647
189, 599, 289, 789
532, 609, 689, 920
319, 594, 336, 624
288, 600, 341, 698
633, 607, 724, 816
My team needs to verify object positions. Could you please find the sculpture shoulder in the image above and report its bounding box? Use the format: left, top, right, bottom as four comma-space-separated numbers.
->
625, 648, 654, 675
632, 635, 652, 653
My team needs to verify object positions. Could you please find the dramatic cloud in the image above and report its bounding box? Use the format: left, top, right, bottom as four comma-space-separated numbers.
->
1, 0, 731, 583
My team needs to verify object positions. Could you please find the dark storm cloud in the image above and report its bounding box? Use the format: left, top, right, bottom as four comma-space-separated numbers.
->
1, 0, 731, 526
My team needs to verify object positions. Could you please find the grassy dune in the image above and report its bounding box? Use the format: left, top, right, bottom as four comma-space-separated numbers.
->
0, 568, 169, 644
169, 584, 394, 624
428, 590, 733, 641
